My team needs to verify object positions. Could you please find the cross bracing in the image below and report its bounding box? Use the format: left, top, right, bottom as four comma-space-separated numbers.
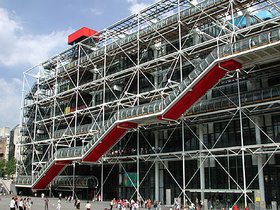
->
16, 0, 280, 208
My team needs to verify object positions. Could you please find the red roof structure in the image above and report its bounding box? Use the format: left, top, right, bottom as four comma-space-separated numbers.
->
68, 27, 99, 45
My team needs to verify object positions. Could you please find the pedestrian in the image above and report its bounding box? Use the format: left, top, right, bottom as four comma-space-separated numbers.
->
15, 196, 19, 208
9, 197, 16, 210
113, 198, 116, 208
147, 199, 152, 210
154, 200, 158, 210
110, 199, 114, 210
23, 198, 27, 210
75, 199, 81, 210
44, 197, 49, 210
56, 200, 62, 210
158, 202, 161, 210
19, 198, 24, 210
27, 197, 33, 210
68, 195, 72, 203
85, 201, 91, 210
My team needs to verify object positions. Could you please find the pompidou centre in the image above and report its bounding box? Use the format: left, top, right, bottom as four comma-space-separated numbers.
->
16, 0, 280, 209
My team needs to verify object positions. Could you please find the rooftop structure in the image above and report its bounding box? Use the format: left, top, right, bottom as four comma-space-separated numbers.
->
17, 0, 280, 208
68, 27, 99, 45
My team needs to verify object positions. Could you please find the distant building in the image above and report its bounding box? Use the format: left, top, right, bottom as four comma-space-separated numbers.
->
9, 124, 22, 161
0, 137, 7, 161
0, 127, 10, 161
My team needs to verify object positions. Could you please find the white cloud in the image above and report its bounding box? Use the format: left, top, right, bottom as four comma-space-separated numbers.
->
127, 0, 154, 14
0, 8, 72, 67
0, 78, 22, 128
90, 8, 102, 15
0, 8, 74, 128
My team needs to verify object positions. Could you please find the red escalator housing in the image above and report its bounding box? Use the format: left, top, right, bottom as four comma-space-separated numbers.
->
83, 122, 138, 162
33, 160, 72, 189
160, 59, 242, 120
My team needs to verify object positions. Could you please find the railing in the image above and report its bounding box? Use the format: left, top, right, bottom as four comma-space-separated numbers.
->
188, 85, 280, 115
52, 176, 98, 188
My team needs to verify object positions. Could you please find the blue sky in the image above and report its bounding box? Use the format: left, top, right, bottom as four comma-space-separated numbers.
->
0, 0, 156, 128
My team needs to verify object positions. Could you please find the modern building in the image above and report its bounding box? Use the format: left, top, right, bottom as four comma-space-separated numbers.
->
16, 0, 280, 209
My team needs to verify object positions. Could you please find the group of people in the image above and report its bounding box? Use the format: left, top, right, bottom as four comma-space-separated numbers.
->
9, 196, 33, 210
106, 147, 163, 157
56, 197, 88, 210
109, 198, 162, 210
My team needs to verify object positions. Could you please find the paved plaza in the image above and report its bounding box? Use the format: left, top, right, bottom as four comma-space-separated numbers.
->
0, 195, 172, 210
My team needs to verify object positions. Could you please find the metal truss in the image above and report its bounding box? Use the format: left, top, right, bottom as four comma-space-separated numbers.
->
18, 0, 280, 208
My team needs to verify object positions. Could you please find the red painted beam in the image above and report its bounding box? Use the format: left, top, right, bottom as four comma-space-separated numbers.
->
33, 160, 72, 189
119, 122, 138, 128
162, 59, 242, 120
83, 122, 137, 162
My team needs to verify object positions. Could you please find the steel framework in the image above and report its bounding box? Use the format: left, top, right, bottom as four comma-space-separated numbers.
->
17, 0, 280, 208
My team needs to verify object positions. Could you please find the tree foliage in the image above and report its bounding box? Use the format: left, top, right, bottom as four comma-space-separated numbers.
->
5, 158, 16, 176
0, 159, 5, 176
0, 158, 16, 177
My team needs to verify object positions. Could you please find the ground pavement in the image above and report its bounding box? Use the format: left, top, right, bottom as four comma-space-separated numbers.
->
0, 195, 172, 210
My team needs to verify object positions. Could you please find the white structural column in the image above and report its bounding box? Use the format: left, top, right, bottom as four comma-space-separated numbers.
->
199, 125, 205, 202
101, 159, 104, 202
137, 127, 140, 202
255, 116, 266, 204
155, 131, 159, 202
72, 162, 76, 199
237, 70, 248, 207
182, 118, 186, 207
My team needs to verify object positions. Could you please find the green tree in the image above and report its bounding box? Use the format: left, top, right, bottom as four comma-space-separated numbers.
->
0, 159, 6, 177
5, 158, 16, 176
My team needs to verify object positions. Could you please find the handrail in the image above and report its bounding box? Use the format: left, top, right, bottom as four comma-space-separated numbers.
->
187, 85, 280, 115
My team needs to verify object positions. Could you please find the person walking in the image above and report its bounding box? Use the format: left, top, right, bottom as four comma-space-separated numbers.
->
14, 196, 19, 208
9, 197, 16, 210
19, 198, 24, 210
75, 199, 81, 210
44, 197, 49, 210
85, 201, 91, 210
23, 198, 27, 210
27, 197, 33, 210
56, 200, 62, 210
147, 199, 152, 210
110, 199, 114, 210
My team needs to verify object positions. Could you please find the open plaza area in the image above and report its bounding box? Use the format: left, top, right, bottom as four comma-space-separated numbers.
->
1, 195, 112, 210
0, 195, 175, 210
